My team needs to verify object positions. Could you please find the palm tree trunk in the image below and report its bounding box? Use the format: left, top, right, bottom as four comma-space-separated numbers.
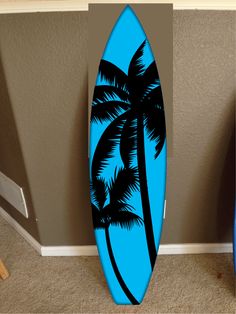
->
105, 227, 139, 305
137, 112, 156, 270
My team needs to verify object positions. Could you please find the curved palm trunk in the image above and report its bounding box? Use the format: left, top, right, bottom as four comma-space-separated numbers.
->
105, 227, 139, 305
137, 112, 157, 270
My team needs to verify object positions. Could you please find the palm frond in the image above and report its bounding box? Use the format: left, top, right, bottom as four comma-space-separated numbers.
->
128, 40, 146, 78
103, 202, 134, 215
99, 60, 128, 91
127, 40, 147, 102
92, 86, 129, 105
91, 203, 106, 229
91, 101, 130, 124
109, 210, 143, 230
91, 111, 129, 178
109, 166, 139, 204
140, 61, 160, 100
142, 85, 163, 108
144, 102, 166, 159
90, 177, 107, 210
142, 84, 165, 158
120, 115, 137, 168
143, 61, 160, 89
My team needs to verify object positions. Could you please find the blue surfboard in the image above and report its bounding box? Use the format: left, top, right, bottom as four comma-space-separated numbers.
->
89, 6, 167, 305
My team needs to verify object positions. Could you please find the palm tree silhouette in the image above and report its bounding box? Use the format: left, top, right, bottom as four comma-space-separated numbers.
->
91, 40, 166, 269
91, 167, 143, 304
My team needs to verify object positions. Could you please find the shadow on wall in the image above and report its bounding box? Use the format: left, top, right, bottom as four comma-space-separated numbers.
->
214, 119, 235, 297
0, 54, 40, 241
67, 70, 95, 245
217, 109, 235, 242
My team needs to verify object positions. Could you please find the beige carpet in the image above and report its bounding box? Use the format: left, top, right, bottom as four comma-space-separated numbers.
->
0, 215, 235, 313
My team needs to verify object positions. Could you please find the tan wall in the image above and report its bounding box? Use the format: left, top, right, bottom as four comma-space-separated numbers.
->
163, 11, 235, 243
0, 12, 92, 245
0, 57, 40, 241
0, 10, 234, 246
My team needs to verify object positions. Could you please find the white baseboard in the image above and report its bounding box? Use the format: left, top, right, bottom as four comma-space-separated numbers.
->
158, 243, 233, 254
41, 243, 232, 256
0, 206, 233, 257
41, 245, 98, 256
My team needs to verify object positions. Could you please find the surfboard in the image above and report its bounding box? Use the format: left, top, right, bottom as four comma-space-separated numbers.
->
89, 6, 167, 305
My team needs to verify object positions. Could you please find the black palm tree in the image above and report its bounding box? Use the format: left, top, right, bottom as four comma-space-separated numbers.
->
91, 167, 143, 304
91, 40, 166, 269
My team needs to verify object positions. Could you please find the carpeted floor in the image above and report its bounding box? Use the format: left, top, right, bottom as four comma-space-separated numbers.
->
0, 215, 235, 313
